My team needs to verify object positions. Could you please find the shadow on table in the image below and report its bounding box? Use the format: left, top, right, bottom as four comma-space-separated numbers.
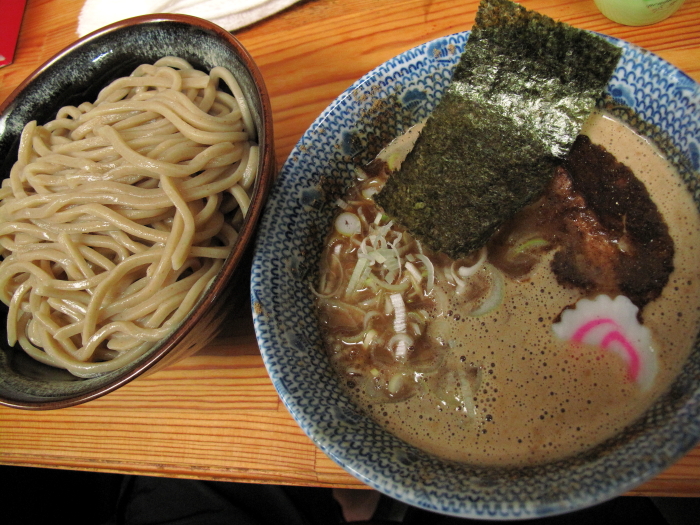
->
2, 465, 699, 525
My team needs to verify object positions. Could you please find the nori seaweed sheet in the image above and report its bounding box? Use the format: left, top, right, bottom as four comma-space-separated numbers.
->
374, 0, 622, 259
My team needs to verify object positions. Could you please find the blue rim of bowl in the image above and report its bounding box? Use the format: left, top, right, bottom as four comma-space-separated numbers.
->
251, 31, 700, 519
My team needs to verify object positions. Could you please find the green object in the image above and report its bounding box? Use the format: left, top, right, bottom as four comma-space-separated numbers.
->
594, 0, 685, 26
375, 0, 622, 259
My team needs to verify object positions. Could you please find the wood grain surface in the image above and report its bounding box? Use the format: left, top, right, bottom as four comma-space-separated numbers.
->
1, 0, 700, 497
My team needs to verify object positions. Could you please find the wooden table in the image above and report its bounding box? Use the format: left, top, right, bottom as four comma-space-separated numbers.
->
1, 0, 700, 497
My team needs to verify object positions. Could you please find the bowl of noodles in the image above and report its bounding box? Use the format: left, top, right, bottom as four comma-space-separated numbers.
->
251, 29, 700, 520
0, 15, 274, 409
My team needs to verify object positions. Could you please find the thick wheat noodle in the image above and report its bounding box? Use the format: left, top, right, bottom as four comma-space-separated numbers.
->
0, 57, 259, 377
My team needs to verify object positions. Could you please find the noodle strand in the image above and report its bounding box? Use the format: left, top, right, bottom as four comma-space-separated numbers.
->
0, 58, 258, 377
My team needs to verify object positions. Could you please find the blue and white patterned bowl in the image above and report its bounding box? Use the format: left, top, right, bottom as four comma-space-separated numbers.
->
251, 32, 700, 519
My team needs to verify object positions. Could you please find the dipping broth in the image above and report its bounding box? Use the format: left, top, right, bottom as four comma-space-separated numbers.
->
314, 111, 700, 466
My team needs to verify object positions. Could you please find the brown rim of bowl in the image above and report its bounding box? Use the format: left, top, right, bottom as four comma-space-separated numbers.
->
0, 14, 275, 409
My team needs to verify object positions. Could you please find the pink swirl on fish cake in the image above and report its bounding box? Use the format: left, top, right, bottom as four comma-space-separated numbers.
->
553, 295, 656, 391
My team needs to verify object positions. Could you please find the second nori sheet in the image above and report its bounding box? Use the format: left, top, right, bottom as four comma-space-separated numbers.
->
374, 0, 622, 259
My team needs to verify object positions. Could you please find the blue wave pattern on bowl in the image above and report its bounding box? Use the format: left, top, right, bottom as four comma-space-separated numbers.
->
252, 32, 700, 519
601, 34, 700, 177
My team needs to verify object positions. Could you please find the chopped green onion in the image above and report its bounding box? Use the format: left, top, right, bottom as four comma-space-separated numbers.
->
513, 238, 549, 254
335, 212, 361, 236
457, 247, 487, 279
363, 329, 378, 349
345, 257, 369, 296
388, 333, 413, 360
457, 369, 476, 418
415, 254, 435, 293
369, 274, 411, 292
469, 264, 505, 317
390, 293, 407, 333
388, 372, 405, 394
362, 187, 379, 199
354, 167, 368, 180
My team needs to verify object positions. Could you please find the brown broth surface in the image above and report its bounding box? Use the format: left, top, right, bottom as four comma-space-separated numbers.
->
319, 112, 700, 466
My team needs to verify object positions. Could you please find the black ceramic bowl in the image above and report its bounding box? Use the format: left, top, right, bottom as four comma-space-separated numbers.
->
0, 14, 274, 409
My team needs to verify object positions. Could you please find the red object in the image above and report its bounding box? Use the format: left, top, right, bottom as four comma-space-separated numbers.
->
0, 0, 28, 67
